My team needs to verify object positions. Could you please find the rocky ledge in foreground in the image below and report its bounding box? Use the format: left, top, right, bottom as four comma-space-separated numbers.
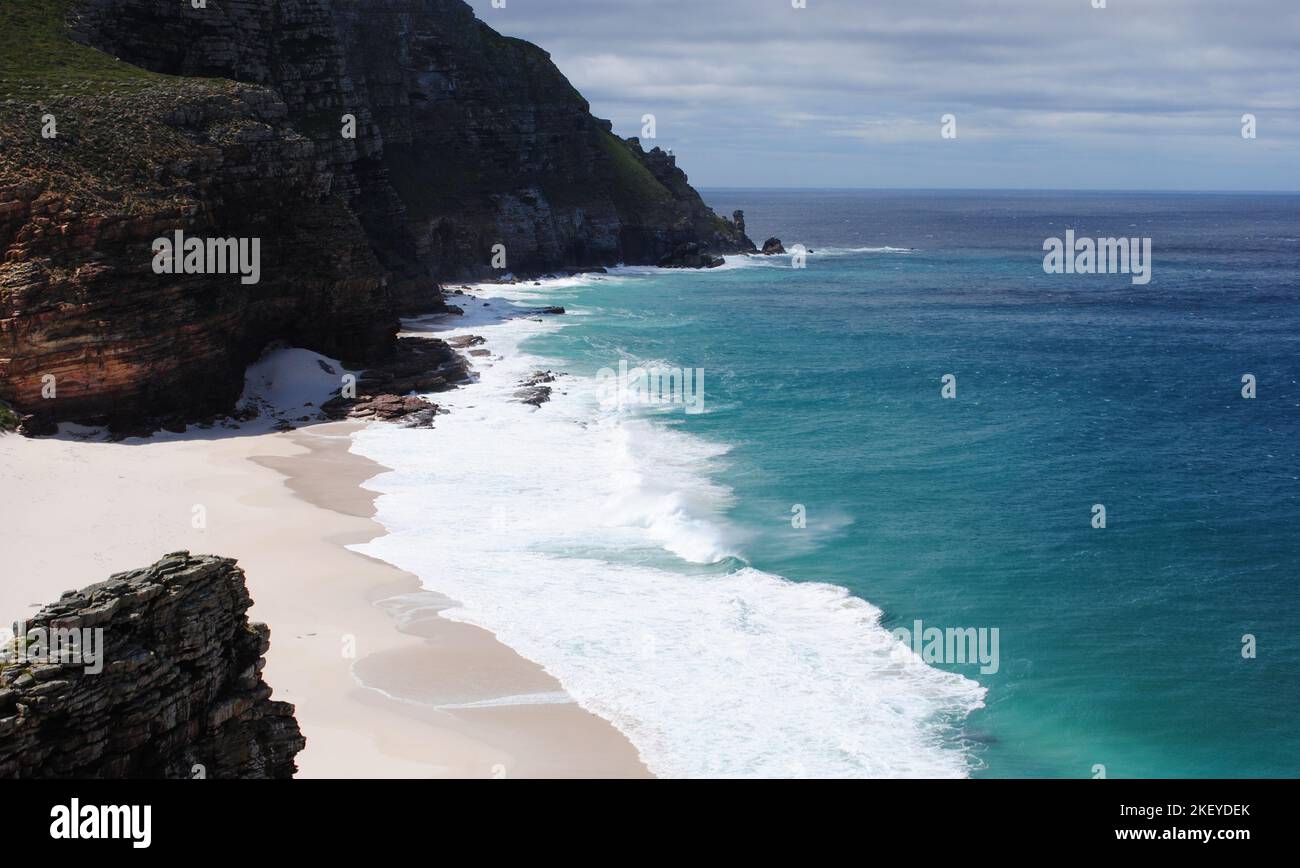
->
0, 553, 305, 779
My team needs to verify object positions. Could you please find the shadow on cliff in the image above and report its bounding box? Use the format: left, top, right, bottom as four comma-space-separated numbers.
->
36, 285, 571, 446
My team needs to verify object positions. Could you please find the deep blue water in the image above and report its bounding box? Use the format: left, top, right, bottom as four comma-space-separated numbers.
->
524, 190, 1300, 777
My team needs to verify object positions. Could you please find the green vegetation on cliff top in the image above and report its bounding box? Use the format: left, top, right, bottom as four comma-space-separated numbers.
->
596, 131, 674, 217
0, 0, 166, 97
0, 1, 247, 213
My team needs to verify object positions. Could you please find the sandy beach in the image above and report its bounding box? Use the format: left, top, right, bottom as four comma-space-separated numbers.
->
0, 419, 650, 778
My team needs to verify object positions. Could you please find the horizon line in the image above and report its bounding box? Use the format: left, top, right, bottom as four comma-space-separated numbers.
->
697, 186, 1300, 195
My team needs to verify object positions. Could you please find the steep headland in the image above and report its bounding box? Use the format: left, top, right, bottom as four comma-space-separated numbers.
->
0, 0, 753, 430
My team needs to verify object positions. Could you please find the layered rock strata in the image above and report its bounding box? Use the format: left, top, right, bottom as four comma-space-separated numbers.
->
0, 0, 753, 430
0, 552, 305, 779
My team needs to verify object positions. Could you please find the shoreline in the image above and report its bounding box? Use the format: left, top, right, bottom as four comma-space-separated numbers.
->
356, 270, 989, 779
0, 417, 651, 778
4, 260, 990, 778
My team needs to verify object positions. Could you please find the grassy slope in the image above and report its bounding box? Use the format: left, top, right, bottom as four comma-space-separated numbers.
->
595, 131, 675, 218
0, 0, 166, 98
0, 2, 261, 215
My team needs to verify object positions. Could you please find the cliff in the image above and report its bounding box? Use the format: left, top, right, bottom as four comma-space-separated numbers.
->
0, 552, 305, 779
0, 0, 752, 431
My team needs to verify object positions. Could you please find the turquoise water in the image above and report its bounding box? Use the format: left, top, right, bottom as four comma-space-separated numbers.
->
509, 191, 1300, 777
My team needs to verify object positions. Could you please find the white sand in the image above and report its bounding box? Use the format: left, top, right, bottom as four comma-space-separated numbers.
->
0, 421, 650, 778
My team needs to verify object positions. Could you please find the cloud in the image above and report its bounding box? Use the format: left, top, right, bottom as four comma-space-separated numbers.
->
466, 0, 1300, 189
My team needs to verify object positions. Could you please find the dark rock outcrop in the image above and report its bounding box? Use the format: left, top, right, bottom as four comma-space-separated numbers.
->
0, 552, 305, 779
0, 0, 753, 431
658, 242, 725, 269
320, 336, 468, 426
761, 237, 786, 255
344, 393, 441, 427
733, 211, 747, 236
349, 336, 471, 397
514, 370, 561, 407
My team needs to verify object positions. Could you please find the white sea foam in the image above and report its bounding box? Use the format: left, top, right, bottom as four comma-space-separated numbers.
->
609, 256, 777, 274
603, 246, 917, 275
812, 245, 916, 254
437, 691, 572, 710
350, 279, 985, 778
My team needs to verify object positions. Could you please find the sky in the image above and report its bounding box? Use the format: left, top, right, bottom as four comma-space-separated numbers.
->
465, 0, 1300, 191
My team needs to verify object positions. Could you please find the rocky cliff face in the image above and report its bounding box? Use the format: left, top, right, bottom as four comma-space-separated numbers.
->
0, 553, 304, 779
0, 0, 752, 430
317, 0, 753, 278
0, 79, 396, 430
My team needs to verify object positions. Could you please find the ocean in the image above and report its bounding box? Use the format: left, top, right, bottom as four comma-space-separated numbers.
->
351, 190, 1300, 778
